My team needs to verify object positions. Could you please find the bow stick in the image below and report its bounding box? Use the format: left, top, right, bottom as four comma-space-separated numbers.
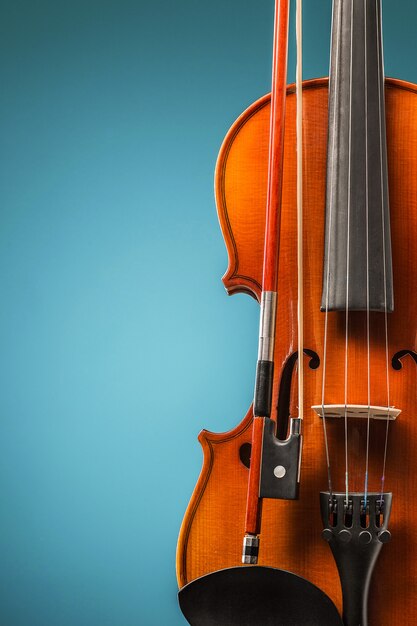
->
242, 0, 304, 565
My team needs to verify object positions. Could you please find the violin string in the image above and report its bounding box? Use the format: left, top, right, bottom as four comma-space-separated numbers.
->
344, 0, 355, 507
296, 0, 304, 421
376, 0, 391, 503
364, 0, 371, 511
320, 0, 342, 498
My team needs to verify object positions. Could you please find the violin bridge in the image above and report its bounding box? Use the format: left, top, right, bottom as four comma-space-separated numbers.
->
312, 404, 400, 421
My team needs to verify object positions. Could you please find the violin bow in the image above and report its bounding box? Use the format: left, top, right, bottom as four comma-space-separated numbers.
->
243, 0, 304, 564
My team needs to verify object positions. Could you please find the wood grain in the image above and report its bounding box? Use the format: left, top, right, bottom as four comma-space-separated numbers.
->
177, 78, 417, 624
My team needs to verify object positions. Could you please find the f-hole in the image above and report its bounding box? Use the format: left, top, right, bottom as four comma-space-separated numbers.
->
239, 443, 251, 469
238, 349, 319, 469
276, 349, 320, 440
392, 349, 417, 370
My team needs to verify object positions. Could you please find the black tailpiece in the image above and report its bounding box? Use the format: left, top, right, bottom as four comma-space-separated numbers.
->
321, 491, 392, 626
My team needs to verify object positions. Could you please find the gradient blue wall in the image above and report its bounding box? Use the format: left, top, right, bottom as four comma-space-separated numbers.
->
0, 1, 416, 624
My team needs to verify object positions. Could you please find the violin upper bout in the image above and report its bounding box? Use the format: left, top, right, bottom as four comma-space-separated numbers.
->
214, 94, 273, 303
214, 80, 330, 302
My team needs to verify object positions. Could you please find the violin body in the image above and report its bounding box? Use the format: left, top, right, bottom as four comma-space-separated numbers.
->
177, 78, 417, 623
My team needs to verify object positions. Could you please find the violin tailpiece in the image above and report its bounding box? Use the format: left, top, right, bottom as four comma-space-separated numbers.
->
320, 491, 392, 626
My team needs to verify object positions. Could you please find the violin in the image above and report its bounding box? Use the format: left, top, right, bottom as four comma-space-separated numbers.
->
177, 1, 417, 624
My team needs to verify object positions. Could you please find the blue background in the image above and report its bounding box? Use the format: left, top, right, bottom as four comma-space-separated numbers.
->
0, 1, 416, 624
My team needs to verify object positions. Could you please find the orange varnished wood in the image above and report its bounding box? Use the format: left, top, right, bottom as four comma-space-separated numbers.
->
177, 77, 417, 624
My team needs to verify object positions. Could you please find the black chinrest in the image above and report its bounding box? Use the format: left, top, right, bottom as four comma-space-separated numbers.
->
179, 566, 343, 626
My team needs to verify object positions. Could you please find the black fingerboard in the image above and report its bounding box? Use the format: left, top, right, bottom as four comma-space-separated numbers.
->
321, 0, 393, 312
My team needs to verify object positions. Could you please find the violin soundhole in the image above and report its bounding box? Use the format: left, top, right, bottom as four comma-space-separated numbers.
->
239, 442, 251, 469
392, 349, 417, 370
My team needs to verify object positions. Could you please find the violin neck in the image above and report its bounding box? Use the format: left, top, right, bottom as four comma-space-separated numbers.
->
321, 0, 393, 313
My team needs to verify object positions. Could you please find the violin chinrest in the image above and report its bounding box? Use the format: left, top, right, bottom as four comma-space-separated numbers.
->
178, 566, 343, 626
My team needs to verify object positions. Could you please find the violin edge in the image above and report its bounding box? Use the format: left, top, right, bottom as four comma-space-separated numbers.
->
215, 76, 417, 303
176, 406, 253, 588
